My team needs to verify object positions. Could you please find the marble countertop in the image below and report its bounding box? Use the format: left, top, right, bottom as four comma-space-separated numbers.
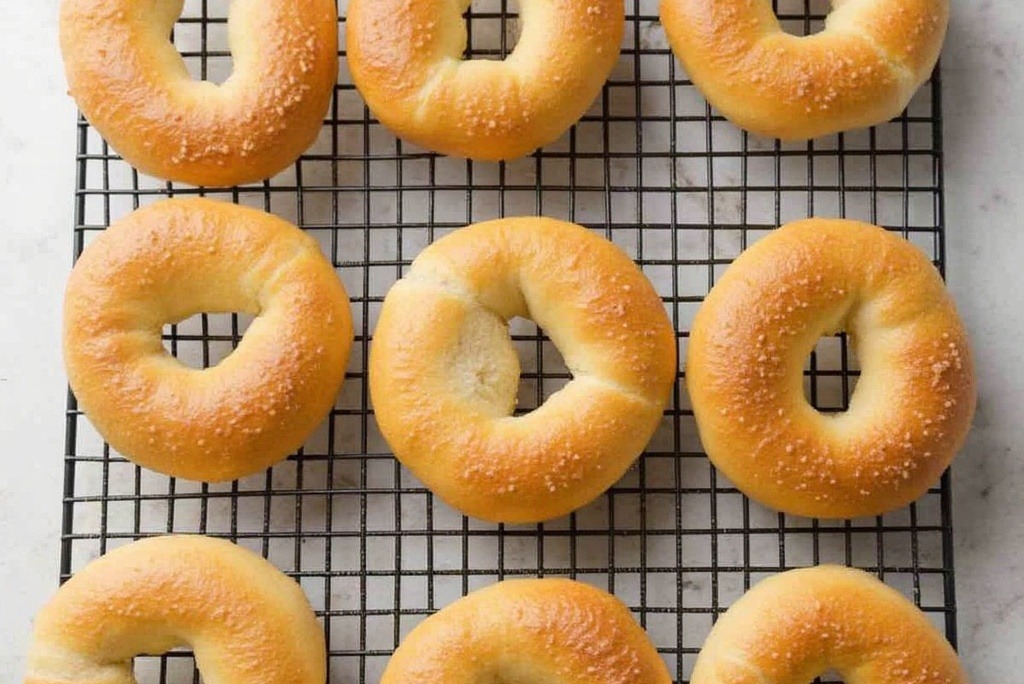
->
1, 2, 1021, 680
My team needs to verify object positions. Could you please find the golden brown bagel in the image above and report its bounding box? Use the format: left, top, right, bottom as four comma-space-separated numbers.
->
381, 578, 672, 683
686, 218, 975, 519
59, 0, 338, 186
659, 0, 949, 139
691, 566, 967, 683
346, 0, 624, 160
369, 218, 676, 523
64, 198, 353, 482
24, 536, 326, 684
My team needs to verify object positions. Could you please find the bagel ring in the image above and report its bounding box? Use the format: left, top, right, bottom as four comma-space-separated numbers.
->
381, 578, 672, 683
686, 218, 975, 518
692, 566, 966, 683
59, 0, 338, 186
659, 0, 949, 139
64, 198, 353, 482
369, 218, 676, 523
24, 536, 326, 684
346, 0, 624, 160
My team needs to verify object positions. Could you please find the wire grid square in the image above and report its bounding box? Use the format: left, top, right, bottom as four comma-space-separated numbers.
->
62, 0, 954, 682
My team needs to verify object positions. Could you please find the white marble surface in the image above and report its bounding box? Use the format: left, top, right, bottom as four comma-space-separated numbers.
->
943, 2, 1024, 674
1, 2, 1022, 681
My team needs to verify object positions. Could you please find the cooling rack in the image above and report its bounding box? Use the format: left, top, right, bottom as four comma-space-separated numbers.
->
61, 0, 955, 681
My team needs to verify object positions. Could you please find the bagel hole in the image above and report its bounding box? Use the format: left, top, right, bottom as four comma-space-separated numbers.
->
510, 317, 571, 414
775, 0, 831, 36
463, 0, 522, 61
133, 649, 197, 682
803, 332, 861, 414
173, 0, 235, 85
163, 312, 255, 369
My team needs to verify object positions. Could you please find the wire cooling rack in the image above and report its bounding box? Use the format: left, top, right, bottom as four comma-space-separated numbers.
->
61, 0, 954, 681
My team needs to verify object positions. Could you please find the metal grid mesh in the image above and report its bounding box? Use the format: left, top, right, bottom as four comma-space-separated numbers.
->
61, 0, 955, 681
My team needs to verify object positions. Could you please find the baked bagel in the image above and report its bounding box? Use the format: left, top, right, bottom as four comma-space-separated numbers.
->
660, 0, 949, 139
64, 198, 353, 482
346, 0, 624, 160
369, 218, 676, 523
59, 0, 338, 186
381, 579, 672, 683
691, 566, 967, 683
686, 218, 975, 518
24, 536, 326, 684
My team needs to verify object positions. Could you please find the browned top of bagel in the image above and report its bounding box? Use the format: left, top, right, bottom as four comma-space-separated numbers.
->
370, 217, 677, 522
346, 0, 624, 160
60, 0, 338, 186
64, 198, 352, 482
24, 536, 326, 684
686, 218, 976, 518
660, 0, 949, 139
692, 566, 967, 683
381, 578, 672, 683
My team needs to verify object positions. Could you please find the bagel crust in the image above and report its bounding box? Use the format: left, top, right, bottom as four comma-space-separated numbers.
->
686, 219, 976, 518
691, 566, 967, 683
59, 0, 338, 186
346, 0, 624, 160
381, 579, 672, 683
24, 536, 326, 684
369, 218, 676, 523
64, 198, 353, 482
659, 0, 949, 139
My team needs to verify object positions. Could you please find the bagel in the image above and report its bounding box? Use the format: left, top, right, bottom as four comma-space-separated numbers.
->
369, 218, 676, 523
381, 578, 672, 683
659, 0, 949, 139
24, 536, 326, 684
691, 566, 966, 683
63, 198, 353, 482
686, 218, 975, 518
59, 0, 338, 186
346, 0, 624, 160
